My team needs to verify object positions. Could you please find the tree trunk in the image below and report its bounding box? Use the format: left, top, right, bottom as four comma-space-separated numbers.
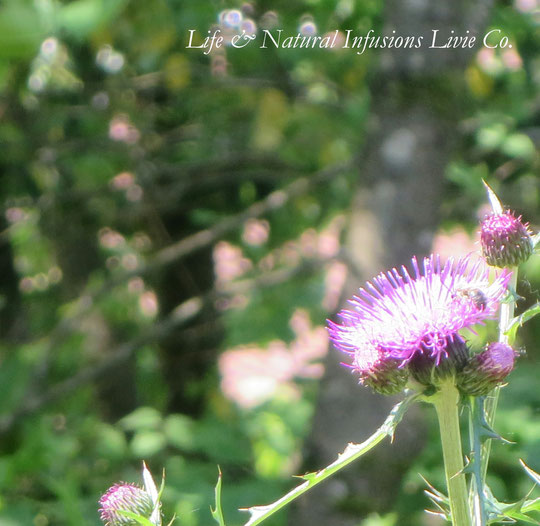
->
291, 1, 493, 523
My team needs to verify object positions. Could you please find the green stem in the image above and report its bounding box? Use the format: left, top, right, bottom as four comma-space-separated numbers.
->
469, 397, 488, 526
433, 380, 471, 526
499, 272, 518, 345
481, 271, 518, 479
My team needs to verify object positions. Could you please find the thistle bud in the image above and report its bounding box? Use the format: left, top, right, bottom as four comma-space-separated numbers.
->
99, 483, 154, 526
480, 211, 533, 268
458, 342, 516, 396
328, 319, 410, 395
359, 353, 409, 395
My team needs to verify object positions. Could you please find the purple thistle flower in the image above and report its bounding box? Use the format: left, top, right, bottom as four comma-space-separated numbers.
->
99, 483, 153, 526
328, 255, 511, 393
481, 210, 533, 268
458, 342, 517, 396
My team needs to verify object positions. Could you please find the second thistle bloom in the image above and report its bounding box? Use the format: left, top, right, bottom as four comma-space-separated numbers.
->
328, 255, 511, 394
481, 210, 533, 268
99, 483, 154, 526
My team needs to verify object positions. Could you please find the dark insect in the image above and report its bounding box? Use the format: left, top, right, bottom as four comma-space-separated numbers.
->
453, 287, 488, 310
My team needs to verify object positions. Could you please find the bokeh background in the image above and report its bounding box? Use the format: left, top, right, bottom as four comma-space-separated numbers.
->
0, 1, 538, 525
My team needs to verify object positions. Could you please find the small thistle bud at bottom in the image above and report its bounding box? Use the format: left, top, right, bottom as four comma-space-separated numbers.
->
480, 211, 533, 268
409, 335, 469, 388
458, 342, 516, 396
99, 483, 154, 526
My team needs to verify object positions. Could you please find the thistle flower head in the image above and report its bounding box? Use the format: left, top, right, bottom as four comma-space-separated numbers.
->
99, 483, 154, 526
458, 342, 516, 396
480, 210, 533, 268
328, 255, 511, 393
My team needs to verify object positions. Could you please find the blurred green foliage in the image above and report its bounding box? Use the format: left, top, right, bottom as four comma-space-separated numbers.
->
0, 1, 538, 525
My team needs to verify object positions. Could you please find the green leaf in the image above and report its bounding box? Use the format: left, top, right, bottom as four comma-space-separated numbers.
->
500, 511, 540, 524
120, 407, 163, 431
57, 0, 129, 38
131, 430, 167, 458
117, 510, 155, 526
476, 123, 507, 152
164, 414, 196, 451
211, 468, 227, 526
522, 497, 540, 513
0, 3, 44, 59
487, 484, 540, 524
495, 504, 540, 525
505, 302, 540, 341
240, 392, 419, 526
501, 133, 536, 161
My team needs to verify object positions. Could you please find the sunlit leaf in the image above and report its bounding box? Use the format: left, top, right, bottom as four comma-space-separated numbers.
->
482, 180, 503, 215
505, 303, 540, 341
143, 462, 159, 505
142, 462, 163, 526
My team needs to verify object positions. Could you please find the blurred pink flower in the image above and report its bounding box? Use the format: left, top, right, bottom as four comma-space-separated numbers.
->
110, 172, 135, 190
432, 226, 479, 262
242, 218, 270, 246
322, 261, 348, 311
476, 47, 500, 74
317, 215, 345, 258
219, 344, 298, 409
99, 227, 126, 249
139, 290, 158, 317
327, 31, 347, 50
501, 48, 523, 71
219, 309, 328, 408
5, 207, 28, 223
109, 114, 140, 144
514, 0, 538, 13
213, 241, 252, 284
477, 44, 524, 74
